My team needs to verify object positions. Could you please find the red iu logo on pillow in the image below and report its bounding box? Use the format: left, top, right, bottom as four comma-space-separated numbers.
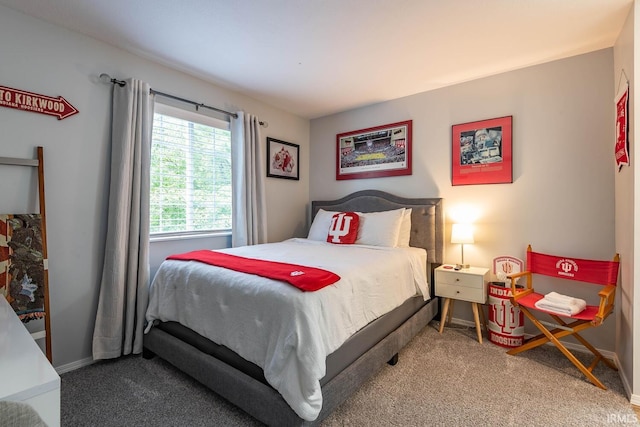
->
327, 212, 359, 244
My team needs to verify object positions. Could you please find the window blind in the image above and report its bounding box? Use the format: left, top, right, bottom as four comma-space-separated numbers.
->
150, 103, 232, 235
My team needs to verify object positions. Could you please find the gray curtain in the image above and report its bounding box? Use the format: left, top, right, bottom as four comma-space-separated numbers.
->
93, 79, 153, 359
231, 111, 267, 247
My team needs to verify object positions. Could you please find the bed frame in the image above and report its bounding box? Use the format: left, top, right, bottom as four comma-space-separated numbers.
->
143, 190, 443, 426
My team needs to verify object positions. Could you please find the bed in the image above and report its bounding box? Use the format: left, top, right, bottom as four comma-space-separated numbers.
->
143, 190, 443, 426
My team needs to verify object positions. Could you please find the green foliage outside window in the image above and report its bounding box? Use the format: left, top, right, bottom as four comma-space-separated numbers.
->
150, 112, 232, 234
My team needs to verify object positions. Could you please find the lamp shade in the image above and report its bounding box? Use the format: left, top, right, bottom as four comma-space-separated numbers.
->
451, 223, 474, 244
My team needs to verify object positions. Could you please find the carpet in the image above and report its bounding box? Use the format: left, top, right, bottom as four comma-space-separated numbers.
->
61, 322, 638, 426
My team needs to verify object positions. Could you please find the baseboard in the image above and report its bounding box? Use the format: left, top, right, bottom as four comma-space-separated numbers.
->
448, 317, 617, 360
450, 317, 640, 401
613, 353, 634, 400
59, 318, 637, 402
55, 356, 96, 375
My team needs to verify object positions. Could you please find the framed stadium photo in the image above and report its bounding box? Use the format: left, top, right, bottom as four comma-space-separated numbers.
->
451, 116, 512, 186
267, 137, 299, 180
336, 120, 412, 180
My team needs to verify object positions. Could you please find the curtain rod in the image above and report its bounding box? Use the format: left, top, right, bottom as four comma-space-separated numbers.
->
99, 73, 268, 127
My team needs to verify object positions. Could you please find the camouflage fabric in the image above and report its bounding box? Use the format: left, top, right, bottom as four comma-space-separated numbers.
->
0, 214, 45, 322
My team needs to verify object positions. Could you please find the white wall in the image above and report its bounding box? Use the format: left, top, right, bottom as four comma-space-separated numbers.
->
0, 1, 626, 378
0, 5, 309, 369
614, 0, 639, 404
310, 49, 617, 351
633, 1, 640, 405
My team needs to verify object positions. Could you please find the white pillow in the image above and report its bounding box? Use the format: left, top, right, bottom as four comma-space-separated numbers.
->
397, 208, 412, 247
307, 209, 335, 241
356, 208, 405, 247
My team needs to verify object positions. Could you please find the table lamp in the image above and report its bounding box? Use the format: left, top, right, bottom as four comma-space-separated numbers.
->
451, 223, 474, 269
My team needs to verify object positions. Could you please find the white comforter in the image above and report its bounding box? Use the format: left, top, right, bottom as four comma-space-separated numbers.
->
145, 238, 428, 421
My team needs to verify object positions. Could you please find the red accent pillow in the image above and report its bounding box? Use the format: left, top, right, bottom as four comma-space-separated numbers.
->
327, 212, 360, 244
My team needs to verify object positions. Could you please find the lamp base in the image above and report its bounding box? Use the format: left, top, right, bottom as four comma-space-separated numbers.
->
455, 263, 470, 270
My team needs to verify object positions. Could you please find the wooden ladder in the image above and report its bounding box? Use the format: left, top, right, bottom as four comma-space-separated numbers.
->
0, 147, 51, 362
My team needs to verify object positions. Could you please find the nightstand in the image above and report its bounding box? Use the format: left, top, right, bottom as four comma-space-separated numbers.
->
435, 265, 490, 343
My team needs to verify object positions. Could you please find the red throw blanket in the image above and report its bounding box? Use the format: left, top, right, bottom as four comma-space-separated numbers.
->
166, 250, 341, 292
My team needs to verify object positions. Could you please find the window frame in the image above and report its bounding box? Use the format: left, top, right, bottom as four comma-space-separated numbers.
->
149, 101, 232, 240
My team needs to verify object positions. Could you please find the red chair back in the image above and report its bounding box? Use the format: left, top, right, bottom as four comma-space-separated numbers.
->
527, 249, 619, 286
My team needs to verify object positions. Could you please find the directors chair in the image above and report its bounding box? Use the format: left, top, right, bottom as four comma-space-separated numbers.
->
507, 245, 620, 389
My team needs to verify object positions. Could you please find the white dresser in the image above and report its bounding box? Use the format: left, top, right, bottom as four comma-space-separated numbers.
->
0, 296, 60, 426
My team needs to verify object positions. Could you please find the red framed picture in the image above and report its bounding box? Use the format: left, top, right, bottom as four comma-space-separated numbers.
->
336, 120, 412, 180
452, 116, 512, 186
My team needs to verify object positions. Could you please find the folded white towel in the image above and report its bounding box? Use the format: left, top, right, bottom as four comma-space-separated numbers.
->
534, 292, 587, 316
544, 291, 586, 306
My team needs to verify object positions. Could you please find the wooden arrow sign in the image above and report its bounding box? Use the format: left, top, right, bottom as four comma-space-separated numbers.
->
0, 85, 78, 120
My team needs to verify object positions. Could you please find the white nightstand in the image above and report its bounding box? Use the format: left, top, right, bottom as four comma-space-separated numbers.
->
435, 265, 490, 343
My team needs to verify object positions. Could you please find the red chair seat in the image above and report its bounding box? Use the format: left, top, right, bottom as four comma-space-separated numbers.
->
517, 292, 599, 321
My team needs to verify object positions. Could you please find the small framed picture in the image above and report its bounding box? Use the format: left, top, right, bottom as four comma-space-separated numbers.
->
451, 116, 513, 186
267, 137, 299, 180
336, 120, 412, 180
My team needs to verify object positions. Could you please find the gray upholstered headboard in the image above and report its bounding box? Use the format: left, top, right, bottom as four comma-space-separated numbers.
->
311, 190, 444, 265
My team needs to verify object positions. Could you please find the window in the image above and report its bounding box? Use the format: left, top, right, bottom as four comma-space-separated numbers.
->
150, 103, 232, 236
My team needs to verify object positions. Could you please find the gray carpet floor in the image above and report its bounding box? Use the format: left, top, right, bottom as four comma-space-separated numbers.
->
61, 322, 638, 426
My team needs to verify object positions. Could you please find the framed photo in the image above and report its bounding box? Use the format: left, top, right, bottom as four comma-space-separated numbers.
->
267, 137, 299, 180
336, 120, 412, 180
452, 116, 512, 186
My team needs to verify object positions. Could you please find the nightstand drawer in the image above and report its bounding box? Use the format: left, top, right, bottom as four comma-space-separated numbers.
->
434, 266, 489, 304
436, 270, 484, 288
436, 283, 485, 302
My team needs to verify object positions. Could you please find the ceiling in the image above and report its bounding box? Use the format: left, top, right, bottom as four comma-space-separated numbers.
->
0, 0, 633, 119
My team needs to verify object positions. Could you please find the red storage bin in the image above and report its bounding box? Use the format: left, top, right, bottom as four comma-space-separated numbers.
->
487, 282, 524, 348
